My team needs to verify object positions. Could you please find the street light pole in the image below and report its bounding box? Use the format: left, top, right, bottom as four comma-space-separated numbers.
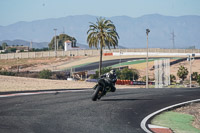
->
54, 29, 57, 57
189, 55, 192, 88
189, 53, 195, 88
119, 47, 121, 70
146, 29, 150, 89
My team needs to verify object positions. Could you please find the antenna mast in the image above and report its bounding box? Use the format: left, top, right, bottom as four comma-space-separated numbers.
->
171, 30, 175, 49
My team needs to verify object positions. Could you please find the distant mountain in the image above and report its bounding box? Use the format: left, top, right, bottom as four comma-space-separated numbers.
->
0, 14, 200, 49
0, 39, 47, 49
0, 39, 126, 49
0, 40, 48, 49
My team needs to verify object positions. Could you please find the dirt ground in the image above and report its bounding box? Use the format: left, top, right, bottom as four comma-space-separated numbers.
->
1, 56, 200, 80
129, 59, 200, 81
0, 56, 86, 72
0, 75, 140, 92
0, 55, 200, 91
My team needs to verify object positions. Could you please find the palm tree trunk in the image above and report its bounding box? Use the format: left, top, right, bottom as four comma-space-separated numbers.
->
99, 46, 103, 77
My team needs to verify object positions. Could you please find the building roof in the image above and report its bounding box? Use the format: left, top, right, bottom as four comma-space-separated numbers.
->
65, 40, 72, 43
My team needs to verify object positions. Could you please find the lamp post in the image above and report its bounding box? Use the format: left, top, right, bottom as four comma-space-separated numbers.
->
53, 29, 57, 57
119, 47, 121, 70
146, 29, 150, 89
189, 53, 195, 88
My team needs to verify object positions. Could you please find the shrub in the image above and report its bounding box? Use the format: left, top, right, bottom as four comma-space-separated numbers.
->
89, 67, 112, 79
191, 72, 198, 81
141, 76, 150, 82
170, 74, 176, 83
55, 72, 67, 80
39, 69, 52, 79
118, 68, 139, 80
177, 65, 188, 81
0, 71, 16, 76
197, 74, 200, 85
89, 67, 139, 81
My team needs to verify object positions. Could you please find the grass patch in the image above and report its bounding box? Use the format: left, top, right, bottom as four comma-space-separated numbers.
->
152, 111, 200, 133
111, 59, 155, 68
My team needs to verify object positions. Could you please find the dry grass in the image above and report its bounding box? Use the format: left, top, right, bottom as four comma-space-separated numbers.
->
0, 56, 84, 71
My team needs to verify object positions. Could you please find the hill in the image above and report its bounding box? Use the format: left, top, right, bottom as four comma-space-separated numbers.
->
0, 14, 199, 49
0, 40, 48, 49
0, 39, 126, 49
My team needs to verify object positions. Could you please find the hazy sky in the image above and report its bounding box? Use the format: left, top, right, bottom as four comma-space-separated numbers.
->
1, 0, 200, 26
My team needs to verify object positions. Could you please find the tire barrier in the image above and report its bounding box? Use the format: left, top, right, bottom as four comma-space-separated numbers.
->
116, 79, 131, 85
103, 53, 113, 56
116, 80, 155, 85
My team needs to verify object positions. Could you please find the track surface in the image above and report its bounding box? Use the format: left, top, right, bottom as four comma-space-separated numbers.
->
66, 57, 156, 72
0, 87, 199, 133
66, 57, 195, 72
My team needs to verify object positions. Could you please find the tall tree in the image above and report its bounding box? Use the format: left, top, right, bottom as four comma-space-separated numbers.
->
48, 34, 76, 50
2, 42, 8, 50
87, 17, 119, 77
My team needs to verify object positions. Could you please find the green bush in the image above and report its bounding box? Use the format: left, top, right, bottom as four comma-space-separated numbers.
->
141, 76, 150, 82
89, 67, 139, 81
177, 65, 188, 81
39, 69, 52, 79
118, 68, 139, 80
0, 71, 16, 76
191, 72, 198, 81
89, 67, 112, 79
170, 74, 176, 83
197, 74, 200, 85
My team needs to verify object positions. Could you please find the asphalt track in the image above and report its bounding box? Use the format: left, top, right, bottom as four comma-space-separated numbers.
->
65, 57, 157, 72
65, 57, 194, 72
0, 87, 199, 133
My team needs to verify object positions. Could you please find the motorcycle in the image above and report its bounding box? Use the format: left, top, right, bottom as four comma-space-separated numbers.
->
91, 78, 115, 101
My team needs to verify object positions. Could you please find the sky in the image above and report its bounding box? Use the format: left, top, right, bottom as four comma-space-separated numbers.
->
0, 0, 200, 26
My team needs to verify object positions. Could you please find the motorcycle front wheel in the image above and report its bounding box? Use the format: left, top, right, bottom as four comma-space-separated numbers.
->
91, 86, 102, 101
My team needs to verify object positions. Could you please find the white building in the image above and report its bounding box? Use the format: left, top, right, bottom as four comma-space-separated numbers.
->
64, 40, 81, 51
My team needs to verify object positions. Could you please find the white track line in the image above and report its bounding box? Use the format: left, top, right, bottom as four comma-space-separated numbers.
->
140, 99, 200, 133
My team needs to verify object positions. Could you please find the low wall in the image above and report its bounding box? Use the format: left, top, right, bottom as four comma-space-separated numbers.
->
0, 48, 200, 59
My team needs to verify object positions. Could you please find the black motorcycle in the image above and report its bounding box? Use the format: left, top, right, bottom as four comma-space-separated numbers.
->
91, 78, 115, 101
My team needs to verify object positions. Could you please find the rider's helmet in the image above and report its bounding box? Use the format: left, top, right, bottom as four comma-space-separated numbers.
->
110, 69, 115, 75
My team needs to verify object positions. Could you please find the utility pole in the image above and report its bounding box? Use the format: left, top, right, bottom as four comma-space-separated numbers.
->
57, 39, 59, 51
171, 30, 175, 49
119, 47, 121, 70
146, 29, 150, 89
54, 29, 57, 57
188, 54, 195, 88
63, 27, 65, 34
189, 55, 192, 88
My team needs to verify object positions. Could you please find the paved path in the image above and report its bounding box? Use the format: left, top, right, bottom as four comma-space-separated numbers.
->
0, 87, 199, 133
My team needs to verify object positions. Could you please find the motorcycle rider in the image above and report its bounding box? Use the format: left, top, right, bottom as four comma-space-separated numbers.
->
101, 69, 117, 92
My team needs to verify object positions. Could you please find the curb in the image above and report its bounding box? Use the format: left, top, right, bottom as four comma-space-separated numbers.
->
140, 99, 200, 133
148, 124, 173, 133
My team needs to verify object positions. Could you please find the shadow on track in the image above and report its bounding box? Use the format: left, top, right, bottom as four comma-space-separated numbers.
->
101, 98, 152, 101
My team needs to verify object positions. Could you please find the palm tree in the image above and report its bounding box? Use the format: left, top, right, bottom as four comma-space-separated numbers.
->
87, 17, 119, 77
